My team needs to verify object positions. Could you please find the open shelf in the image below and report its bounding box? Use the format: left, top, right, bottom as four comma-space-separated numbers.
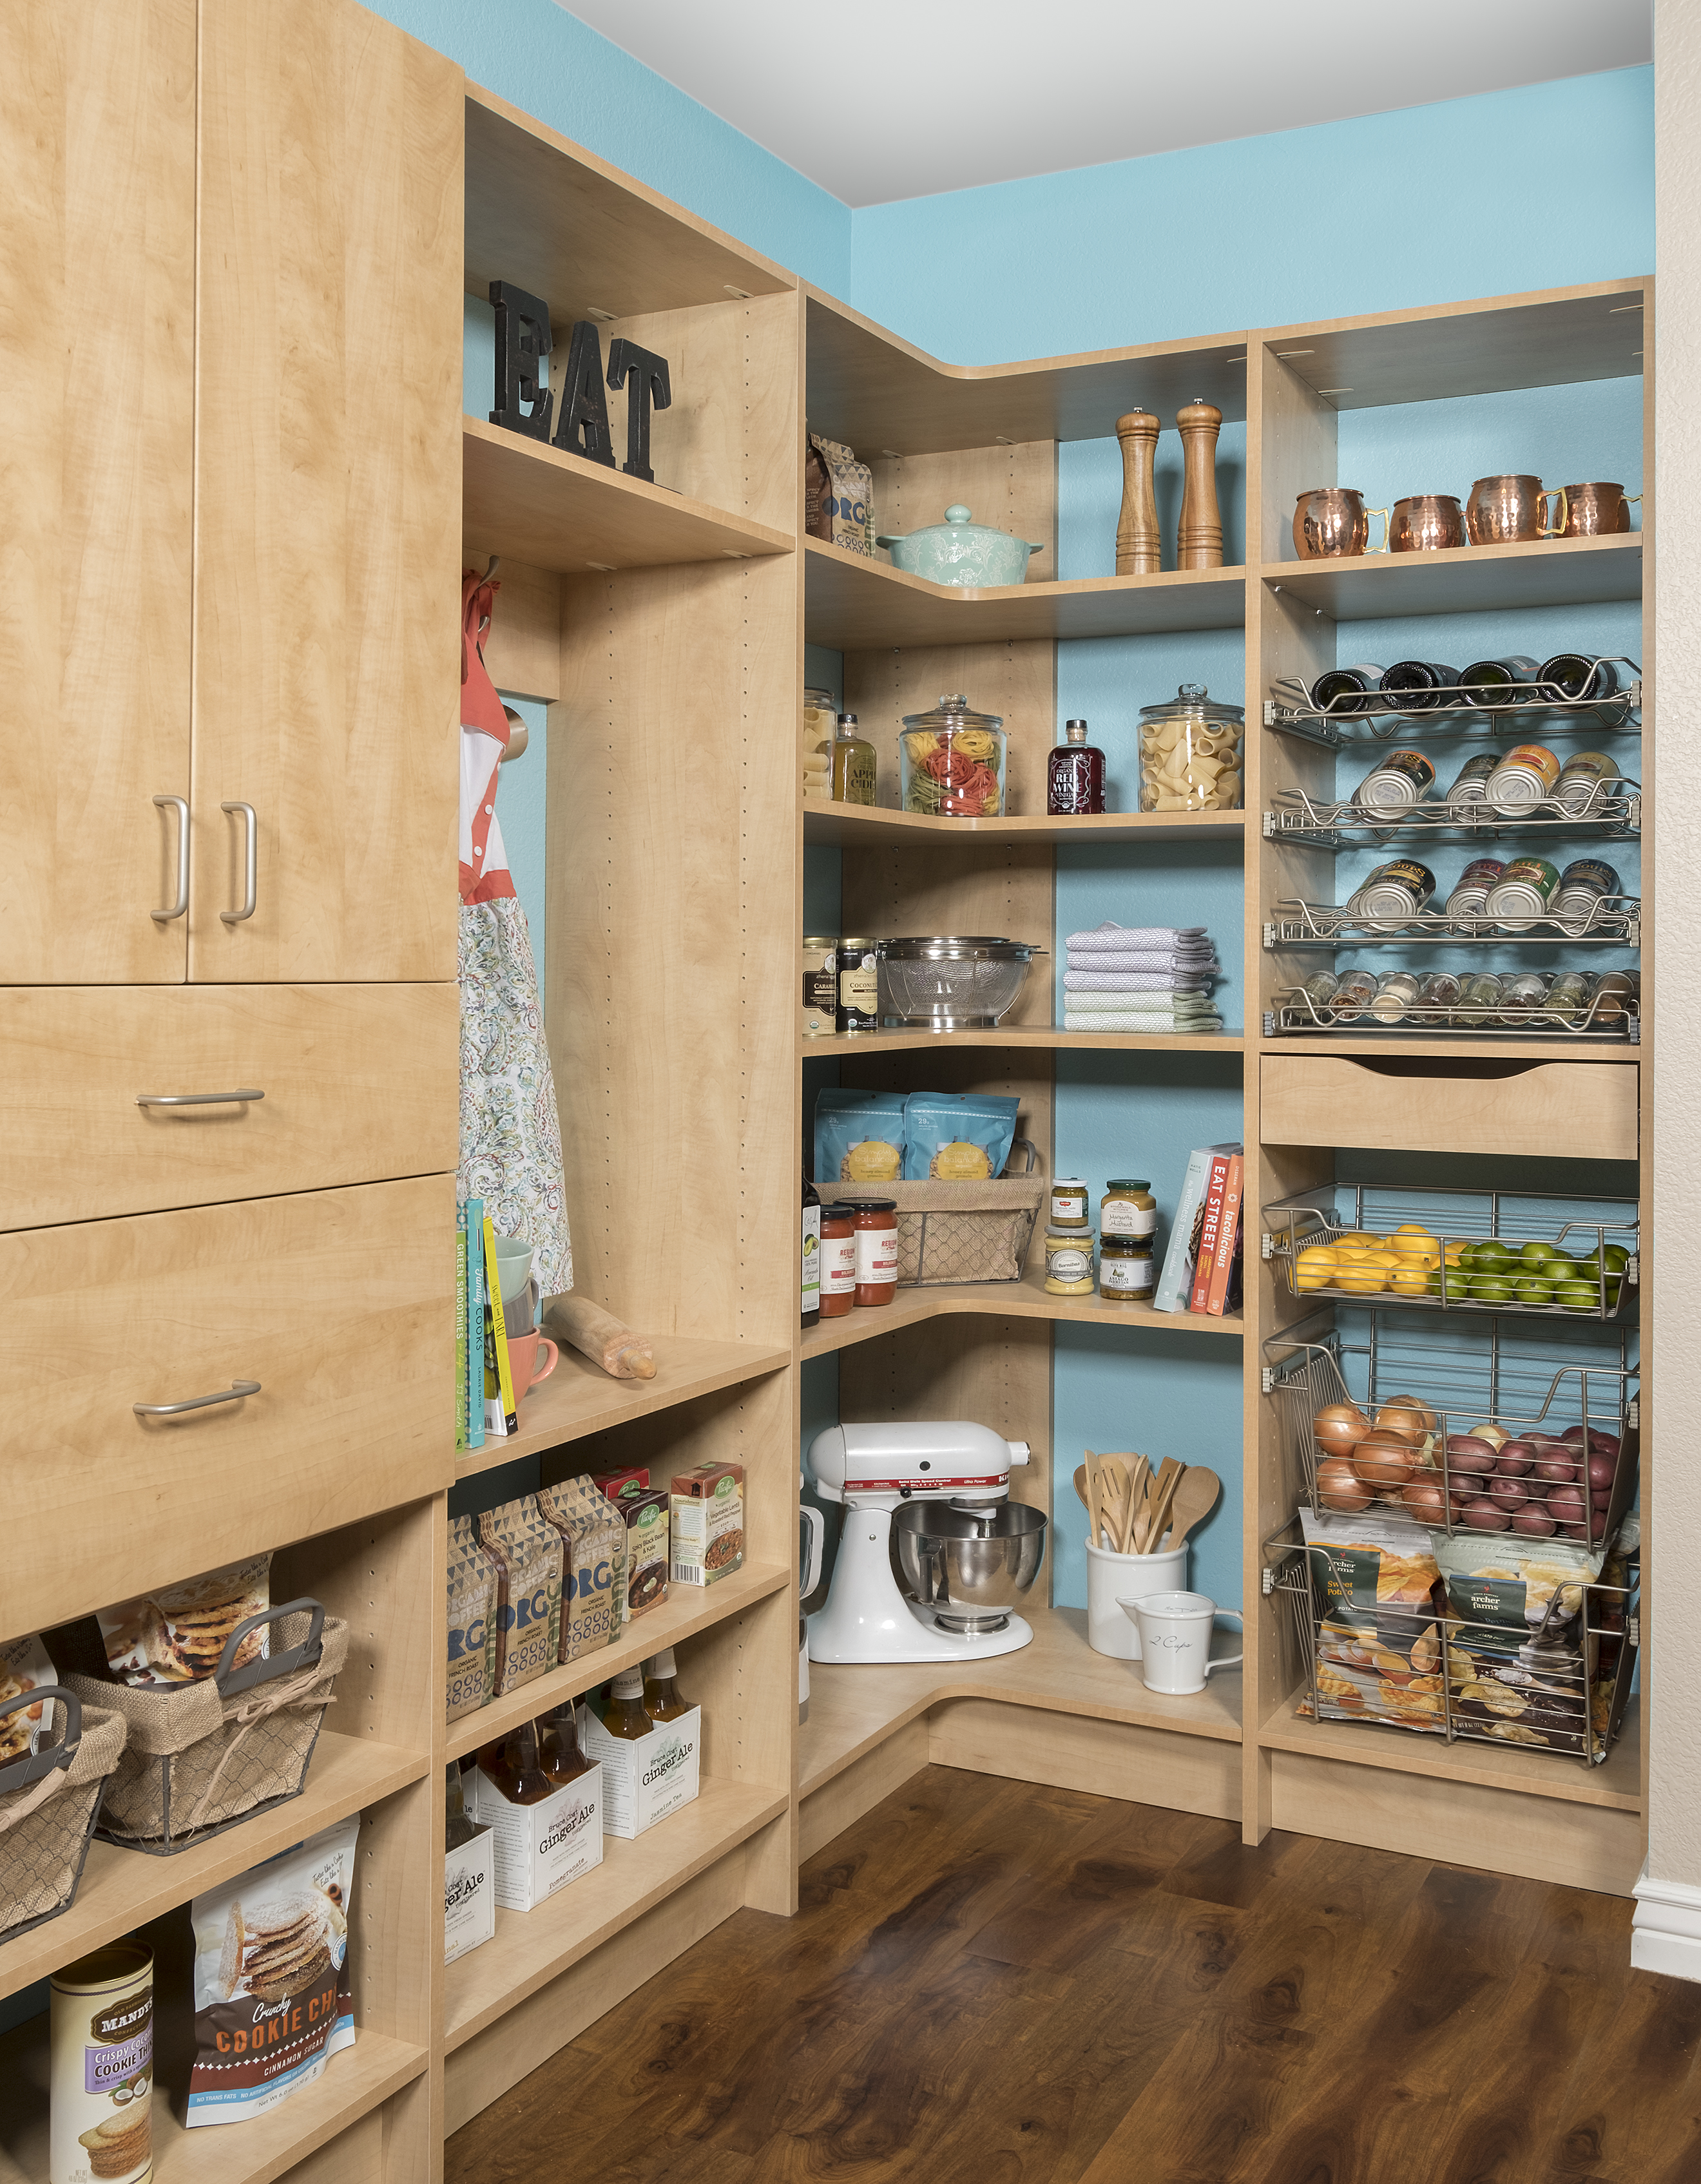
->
1258, 1691, 1642, 1812
802, 1263, 1244, 1359
805, 537, 1244, 647
464, 84, 794, 327
462, 417, 793, 576
1263, 532, 1642, 620
800, 1025, 1244, 1056
0, 2016, 427, 2184
446, 1562, 791, 1763
457, 1336, 791, 1479
803, 804, 1245, 848
444, 1777, 788, 2051
800, 1605, 1242, 1804
0, 1732, 427, 2004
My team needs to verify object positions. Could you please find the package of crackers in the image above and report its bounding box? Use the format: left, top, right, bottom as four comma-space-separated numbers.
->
187, 1816, 357, 2127
97, 1555, 272, 1688
536, 1479, 624, 1662
476, 1499, 562, 1696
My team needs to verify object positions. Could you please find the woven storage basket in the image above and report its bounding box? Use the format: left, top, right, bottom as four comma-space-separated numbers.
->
0, 1686, 127, 1939
819, 1139, 1045, 1286
63, 1600, 346, 1855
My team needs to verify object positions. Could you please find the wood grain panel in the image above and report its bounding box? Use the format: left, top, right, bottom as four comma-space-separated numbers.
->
191, 0, 462, 981
797, 1716, 930, 1859
1253, 350, 1338, 568
843, 634, 1058, 819
1261, 1055, 1640, 1160
0, 984, 457, 1229
1, 1175, 455, 1631
0, 0, 195, 983
932, 1698, 1241, 1821
463, 550, 562, 703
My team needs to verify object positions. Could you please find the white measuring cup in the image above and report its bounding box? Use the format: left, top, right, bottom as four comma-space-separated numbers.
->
1120, 1590, 1243, 1695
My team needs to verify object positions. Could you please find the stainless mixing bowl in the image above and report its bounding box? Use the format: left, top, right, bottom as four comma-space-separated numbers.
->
876, 936, 1043, 1030
893, 1500, 1047, 1633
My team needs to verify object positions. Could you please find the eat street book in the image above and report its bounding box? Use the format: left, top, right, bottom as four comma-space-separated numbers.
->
1189, 1151, 1235, 1312
1204, 1154, 1244, 1316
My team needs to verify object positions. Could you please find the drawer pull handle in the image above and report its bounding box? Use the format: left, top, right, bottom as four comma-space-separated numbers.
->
220, 801, 258, 924
136, 1089, 265, 1107
134, 1379, 261, 1418
151, 795, 189, 921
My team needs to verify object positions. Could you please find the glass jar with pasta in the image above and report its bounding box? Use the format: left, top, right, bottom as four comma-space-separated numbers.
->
898, 693, 1007, 818
1137, 684, 1245, 812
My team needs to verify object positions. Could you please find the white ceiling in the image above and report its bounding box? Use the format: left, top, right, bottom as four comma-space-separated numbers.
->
555, 0, 1650, 208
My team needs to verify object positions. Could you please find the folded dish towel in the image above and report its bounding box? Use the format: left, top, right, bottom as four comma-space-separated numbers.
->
1064, 987, 1220, 1010
1063, 953, 1218, 979
1066, 924, 1209, 953
1064, 969, 1217, 992
1064, 1010, 1225, 1033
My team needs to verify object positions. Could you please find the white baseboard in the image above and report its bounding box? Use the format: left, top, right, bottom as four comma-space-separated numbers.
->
1631, 1866, 1701, 1980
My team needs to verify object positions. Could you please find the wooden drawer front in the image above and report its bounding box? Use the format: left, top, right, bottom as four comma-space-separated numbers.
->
1260, 1057, 1639, 1162
0, 985, 458, 1231
1, 1176, 454, 1632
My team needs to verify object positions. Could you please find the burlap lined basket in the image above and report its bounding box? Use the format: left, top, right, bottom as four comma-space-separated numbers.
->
0, 1688, 127, 1937
819, 1139, 1045, 1286
62, 1601, 346, 1855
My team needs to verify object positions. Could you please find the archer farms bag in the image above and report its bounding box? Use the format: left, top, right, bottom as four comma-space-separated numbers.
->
187, 1817, 358, 2126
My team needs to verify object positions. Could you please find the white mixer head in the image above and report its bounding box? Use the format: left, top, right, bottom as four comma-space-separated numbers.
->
808, 1421, 1030, 1506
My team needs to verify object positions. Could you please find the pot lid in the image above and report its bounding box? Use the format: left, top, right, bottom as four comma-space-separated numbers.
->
899, 691, 1004, 733
878, 934, 1045, 960
1137, 681, 1245, 725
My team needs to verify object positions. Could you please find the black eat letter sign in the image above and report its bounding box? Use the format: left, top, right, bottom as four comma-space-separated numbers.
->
489, 281, 553, 440
606, 339, 673, 483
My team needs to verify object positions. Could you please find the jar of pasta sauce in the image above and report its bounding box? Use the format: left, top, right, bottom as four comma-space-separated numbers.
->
819, 1206, 857, 1318
845, 1199, 898, 1307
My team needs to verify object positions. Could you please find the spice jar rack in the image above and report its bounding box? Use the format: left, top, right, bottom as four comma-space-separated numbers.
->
1265, 897, 1640, 945
1264, 978, 1641, 1041
1261, 1185, 1640, 1322
1264, 667, 1642, 749
1262, 1312, 1640, 1546
1265, 782, 1642, 847
1260, 1521, 1639, 1768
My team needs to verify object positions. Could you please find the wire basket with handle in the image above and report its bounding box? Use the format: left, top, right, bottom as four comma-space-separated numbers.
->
0, 1685, 128, 1939
818, 1138, 1045, 1285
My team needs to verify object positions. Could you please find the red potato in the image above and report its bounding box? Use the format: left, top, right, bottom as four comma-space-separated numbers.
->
1548, 1486, 1586, 1522
1513, 1508, 1557, 1537
1463, 1499, 1511, 1530
1486, 1475, 1529, 1511
1445, 1435, 1498, 1476
1561, 1522, 1589, 1540
1535, 1456, 1577, 1484
1591, 1489, 1613, 1511
1588, 1454, 1617, 1490
1494, 1442, 1537, 1475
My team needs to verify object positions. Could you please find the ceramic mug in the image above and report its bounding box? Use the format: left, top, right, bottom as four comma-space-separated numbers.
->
1389, 495, 1465, 553
1120, 1591, 1244, 1695
492, 1234, 533, 1305
504, 1328, 559, 1399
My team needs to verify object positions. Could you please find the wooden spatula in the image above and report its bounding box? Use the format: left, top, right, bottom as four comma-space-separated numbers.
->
1166, 1465, 1222, 1549
1142, 1458, 1183, 1553
1122, 1454, 1151, 1553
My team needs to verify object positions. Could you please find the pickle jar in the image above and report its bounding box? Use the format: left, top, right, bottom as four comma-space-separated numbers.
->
899, 693, 1007, 818
1138, 684, 1245, 812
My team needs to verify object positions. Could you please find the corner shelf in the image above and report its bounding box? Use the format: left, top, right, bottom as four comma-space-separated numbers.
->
462, 417, 793, 576
0, 1732, 428, 2006
1263, 532, 1642, 620
801, 1265, 1243, 1359
445, 1561, 791, 1763
456, 1336, 791, 1479
803, 804, 1245, 849
799, 1026, 1244, 1056
804, 537, 1245, 647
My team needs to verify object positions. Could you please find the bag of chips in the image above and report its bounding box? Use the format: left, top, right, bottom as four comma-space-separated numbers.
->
814, 1089, 906, 1185
901, 1092, 1019, 1183
1297, 1509, 1445, 1735
1432, 1533, 1602, 1752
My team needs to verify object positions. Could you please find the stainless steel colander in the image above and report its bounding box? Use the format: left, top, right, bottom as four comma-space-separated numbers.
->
875, 936, 1044, 1030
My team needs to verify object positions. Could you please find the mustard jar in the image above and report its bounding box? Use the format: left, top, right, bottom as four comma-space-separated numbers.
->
1100, 1178, 1156, 1241
1043, 1225, 1096, 1296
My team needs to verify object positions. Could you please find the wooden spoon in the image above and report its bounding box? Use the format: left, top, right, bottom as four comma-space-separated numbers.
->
1083, 1451, 1104, 1552
1142, 1458, 1183, 1553
1165, 1466, 1222, 1550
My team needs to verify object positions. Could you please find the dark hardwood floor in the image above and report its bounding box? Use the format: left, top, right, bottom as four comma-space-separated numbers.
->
447, 1767, 1701, 2183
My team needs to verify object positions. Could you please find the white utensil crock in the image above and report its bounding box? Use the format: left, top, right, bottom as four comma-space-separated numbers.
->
1085, 1537, 1187, 1660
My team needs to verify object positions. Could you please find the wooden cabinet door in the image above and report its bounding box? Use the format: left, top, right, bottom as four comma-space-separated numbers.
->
189, 0, 463, 982
0, 0, 196, 982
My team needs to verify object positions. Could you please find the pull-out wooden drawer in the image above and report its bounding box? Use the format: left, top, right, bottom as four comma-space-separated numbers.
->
1, 1175, 454, 1631
1260, 1056, 1639, 1162
0, 985, 458, 1230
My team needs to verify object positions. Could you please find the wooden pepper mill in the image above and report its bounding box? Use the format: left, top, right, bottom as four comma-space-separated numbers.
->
1176, 398, 1224, 568
1115, 410, 1162, 575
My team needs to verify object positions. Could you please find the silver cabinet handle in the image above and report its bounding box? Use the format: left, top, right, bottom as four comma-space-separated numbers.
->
136, 1089, 265, 1107
220, 801, 257, 923
151, 795, 189, 921
134, 1379, 260, 1418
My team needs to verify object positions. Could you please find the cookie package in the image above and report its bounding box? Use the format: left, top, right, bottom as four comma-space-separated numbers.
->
186, 1815, 358, 2127
0, 1632, 59, 1763
97, 1555, 272, 1689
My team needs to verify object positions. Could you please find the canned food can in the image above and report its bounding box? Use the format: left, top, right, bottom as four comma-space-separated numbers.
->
1455, 972, 1506, 1026
1446, 753, 1501, 812
1445, 857, 1506, 927
1330, 968, 1379, 1022
1501, 971, 1552, 1023
52, 1942, 153, 2184
1546, 970, 1593, 1024
1354, 750, 1436, 819
1352, 857, 1436, 930
1553, 751, 1620, 816
801, 936, 839, 1038
1485, 856, 1562, 930
1485, 744, 1562, 816
1552, 857, 1624, 935
837, 937, 879, 1034
1416, 970, 1462, 1022
1370, 971, 1423, 1024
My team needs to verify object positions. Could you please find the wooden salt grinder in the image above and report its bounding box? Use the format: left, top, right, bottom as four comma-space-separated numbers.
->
1176, 398, 1224, 569
1115, 410, 1162, 575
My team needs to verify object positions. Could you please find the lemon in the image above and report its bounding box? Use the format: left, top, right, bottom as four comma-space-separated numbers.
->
1337, 1231, 1383, 1248
1394, 1223, 1436, 1241
1363, 1250, 1402, 1271
1389, 1267, 1430, 1295
1334, 1267, 1388, 1293
1390, 1231, 1437, 1260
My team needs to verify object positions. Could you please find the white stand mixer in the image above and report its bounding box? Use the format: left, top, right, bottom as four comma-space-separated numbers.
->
806, 1421, 1043, 1665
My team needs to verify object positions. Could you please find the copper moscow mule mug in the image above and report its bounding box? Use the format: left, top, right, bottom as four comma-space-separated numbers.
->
1465, 475, 1567, 544
1389, 495, 1465, 553
1561, 482, 1639, 536
1292, 486, 1389, 559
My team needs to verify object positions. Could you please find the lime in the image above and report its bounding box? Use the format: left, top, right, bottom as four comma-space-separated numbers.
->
1436, 1271, 1472, 1301
1514, 1276, 1553, 1309
1519, 1240, 1559, 1267
1474, 1240, 1513, 1273
1469, 1274, 1514, 1305
1603, 1245, 1631, 1274
1455, 1241, 1481, 1267
1553, 1280, 1599, 1313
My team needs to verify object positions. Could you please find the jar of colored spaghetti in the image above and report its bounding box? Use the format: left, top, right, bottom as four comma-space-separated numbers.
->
898, 693, 1006, 818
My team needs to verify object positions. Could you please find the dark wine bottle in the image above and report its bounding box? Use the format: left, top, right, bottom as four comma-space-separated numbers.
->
1309, 665, 1386, 716
1459, 656, 1539, 706
1538, 653, 1620, 702
1379, 661, 1462, 713
1046, 719, 1106, 814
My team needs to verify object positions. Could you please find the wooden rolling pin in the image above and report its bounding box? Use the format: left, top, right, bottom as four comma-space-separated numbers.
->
544, 1294, 656, 1380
